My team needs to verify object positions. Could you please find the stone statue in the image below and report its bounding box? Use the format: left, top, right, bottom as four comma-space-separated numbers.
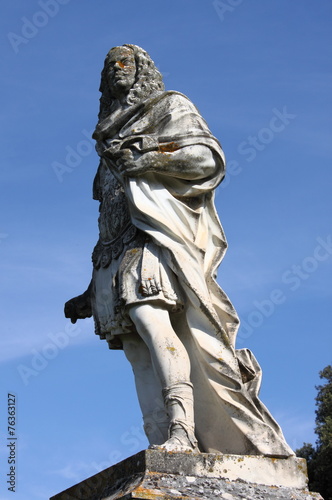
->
65, 44, 294, 457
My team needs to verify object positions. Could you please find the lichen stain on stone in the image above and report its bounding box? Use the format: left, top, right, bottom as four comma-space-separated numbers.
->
297, 462, 306, 473
133, 486, 163, 499
159, 142, 180, 153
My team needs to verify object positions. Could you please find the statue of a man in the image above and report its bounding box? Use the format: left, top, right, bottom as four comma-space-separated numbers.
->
65, 44, 294, 457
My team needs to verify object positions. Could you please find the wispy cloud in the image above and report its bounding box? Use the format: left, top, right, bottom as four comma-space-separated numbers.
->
50, 461, 95, 482
273, 410, 316, 451
0, 317, 94, 365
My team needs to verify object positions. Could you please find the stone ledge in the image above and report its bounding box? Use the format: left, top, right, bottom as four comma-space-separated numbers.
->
50, 449, 321, 500
135, 449, 308, 489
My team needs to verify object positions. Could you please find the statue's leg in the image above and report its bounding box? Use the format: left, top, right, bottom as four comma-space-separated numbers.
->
128, 304, 190, 386
121, 334, 169, 445
128, 303, 198, 451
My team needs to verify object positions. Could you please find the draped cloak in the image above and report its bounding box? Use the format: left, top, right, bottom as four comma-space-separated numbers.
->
92, 90, 294, 457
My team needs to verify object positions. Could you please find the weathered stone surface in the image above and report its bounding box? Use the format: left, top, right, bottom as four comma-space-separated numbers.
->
50, 449, 323, 500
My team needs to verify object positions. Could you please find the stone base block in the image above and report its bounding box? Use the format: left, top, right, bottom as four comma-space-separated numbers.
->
50, 449, 323, 500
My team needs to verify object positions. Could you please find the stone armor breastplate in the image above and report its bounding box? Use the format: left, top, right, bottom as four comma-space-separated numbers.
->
92, 163, 138, 269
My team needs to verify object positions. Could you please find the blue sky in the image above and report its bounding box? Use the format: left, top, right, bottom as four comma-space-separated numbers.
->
1, 0, 331, 498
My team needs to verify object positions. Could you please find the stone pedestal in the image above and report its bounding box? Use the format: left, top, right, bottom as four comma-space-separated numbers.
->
50, 449, 323, 500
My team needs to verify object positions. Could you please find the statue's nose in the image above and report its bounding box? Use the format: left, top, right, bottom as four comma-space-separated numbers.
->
114, 60, 125, 69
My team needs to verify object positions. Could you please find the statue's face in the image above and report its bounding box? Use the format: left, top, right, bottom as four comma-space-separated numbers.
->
106, 47, 136, 97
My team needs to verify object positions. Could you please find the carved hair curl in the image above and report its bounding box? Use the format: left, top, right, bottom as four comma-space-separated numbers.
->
98, 44, 165, 120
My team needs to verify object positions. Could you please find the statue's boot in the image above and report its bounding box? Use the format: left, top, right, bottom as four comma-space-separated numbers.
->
150, 381, 198, 452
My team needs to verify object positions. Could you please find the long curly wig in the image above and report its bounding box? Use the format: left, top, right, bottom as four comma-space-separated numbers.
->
98, 44, 165, 120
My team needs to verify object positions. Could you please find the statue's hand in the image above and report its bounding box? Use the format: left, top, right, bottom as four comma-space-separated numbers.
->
112, 149, 135, 173
117, 151, 157, 176
104, 149, 159, 177
64, 289, 92, 324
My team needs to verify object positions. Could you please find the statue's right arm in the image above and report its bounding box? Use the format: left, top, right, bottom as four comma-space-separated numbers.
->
64, 281, 92, 324
112, 145, 223, 181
